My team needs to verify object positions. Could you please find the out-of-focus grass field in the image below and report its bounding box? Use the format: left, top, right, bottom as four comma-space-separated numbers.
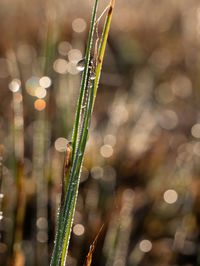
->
1, 0, 200, 265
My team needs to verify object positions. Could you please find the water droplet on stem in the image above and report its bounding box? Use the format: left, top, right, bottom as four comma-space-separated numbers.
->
76, 58, 85, 71
90, 72, 96, 80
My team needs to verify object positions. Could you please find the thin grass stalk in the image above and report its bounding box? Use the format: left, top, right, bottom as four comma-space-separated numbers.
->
50, 1, 99, 265
51, 0, 114, 264
59, 3, 115, 256
60, 80, 94, 265
71, 0, 99, 162
61, 0, 113, 259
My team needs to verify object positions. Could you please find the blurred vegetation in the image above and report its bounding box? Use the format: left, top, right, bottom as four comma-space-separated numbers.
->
1, 0, 200, 265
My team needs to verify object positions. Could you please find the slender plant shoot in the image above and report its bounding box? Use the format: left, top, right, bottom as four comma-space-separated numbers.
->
50, 0, 114, 265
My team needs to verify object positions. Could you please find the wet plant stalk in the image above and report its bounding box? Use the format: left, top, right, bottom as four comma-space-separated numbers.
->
50, 0, 114, 265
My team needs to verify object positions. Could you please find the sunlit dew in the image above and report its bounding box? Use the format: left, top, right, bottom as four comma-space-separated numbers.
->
72, 18, 87, 33
39, 76, 51, 88
35, 87, 47, 99
25, 76, 40, 96
0, 58, 10, 78
91, 166, 104, 180
53, 58, 68, 74
36, 217, 48, 230
191, 123, 200, 138
76, 58, 85, 71
68, 49, 82, 63
34, 99, 46, 111
37, 231, 48, 243
139, 239, 152, 253
158, 110, 178, 130
100, 144, 113, 158
9, 79, 21, 93
171, 75, 192, 99
58, 41, 72, 56
163, 189, 178, 204
73, 224, 85, 236
90, 71, 96, 80
54, 137, 69, 152
104, 134, 116, 147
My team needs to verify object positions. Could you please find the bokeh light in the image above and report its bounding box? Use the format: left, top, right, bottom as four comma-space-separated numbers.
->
100, 144, 113, 158
35, 87, 47, 99
39, 76, 52, 88
58, 41, 72, 56
73, 224, 85, 236
9, 79, 21, 93
191, 124, 200, 138
54, 137, 69, 152
53, 59, 68, 74
139, 240, 152, 253
163, 189, 178, 204
34, 99, 46, 111
72, 18, 87, 33
26, 76, 40, 96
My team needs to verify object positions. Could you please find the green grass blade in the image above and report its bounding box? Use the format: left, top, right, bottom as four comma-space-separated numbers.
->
50, 1, 99, 265
93, 0, 115, 108
51, 0, 115, 265
60, 81, 94, 265
71, 0, 99, 163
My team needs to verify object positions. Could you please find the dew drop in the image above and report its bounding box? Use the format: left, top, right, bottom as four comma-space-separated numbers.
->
88, 81, 93, 88
90, 72, 96, 80
0, 211, 3, 220
76, 58, 85, 71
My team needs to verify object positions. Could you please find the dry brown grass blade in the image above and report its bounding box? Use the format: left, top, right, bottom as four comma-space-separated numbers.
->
61, 142, 72, 209
84, 224, 104, 266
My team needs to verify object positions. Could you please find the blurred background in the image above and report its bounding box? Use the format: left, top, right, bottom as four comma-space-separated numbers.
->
0, 0, 200, 265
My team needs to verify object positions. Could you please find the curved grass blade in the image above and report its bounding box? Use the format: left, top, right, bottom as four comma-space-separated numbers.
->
84, 224, 104, 266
